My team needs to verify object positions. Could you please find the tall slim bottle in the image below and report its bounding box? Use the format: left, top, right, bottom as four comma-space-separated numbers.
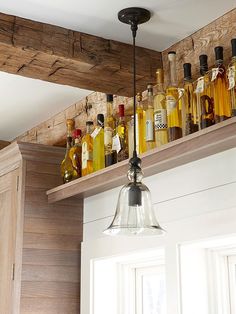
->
116, 104, 129, 162
145, 84, 155, 150
128, 116, 134, 158
166, 51, 182, 141
229, 38, 236, 117
82, 121, 94, 176
61, 119, 77, 183
104, 94, 117, 167
212, 46, 231, 122
69, 129, 82, 178
136, 93, 146, 154
92, 114, 105, 172
182, 63, 199, 135
196, 54, 215, 128
154, 68, 168, 147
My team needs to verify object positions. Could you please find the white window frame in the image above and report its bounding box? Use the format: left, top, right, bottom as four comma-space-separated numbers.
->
228, 255, 236, 313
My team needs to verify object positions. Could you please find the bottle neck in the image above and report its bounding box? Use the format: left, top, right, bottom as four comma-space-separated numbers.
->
215, 59, 223, 67
169, 57, 178, 86
74, 137, 81, 145
200, 66, 208, 76
147, 91, 154, 108
156, 82, 164, 93
232, 56, 236, 64
106, 101, 113, 117
66, 126, 73, 149
86, 125, 93, 134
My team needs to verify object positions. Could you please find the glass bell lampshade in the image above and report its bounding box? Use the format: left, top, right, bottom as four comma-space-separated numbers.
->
103, 160, 165, 236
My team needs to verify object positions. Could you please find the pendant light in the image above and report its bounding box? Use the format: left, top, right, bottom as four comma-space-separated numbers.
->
103, 7, 165, 236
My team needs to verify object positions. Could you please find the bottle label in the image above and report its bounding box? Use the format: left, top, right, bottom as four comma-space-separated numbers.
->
228, 66, 235, 90
82, 142, 88, 169
104, 127, 113, 146
166, 96, 177, 115
211, 68, 220, 81
195, 76, 205, 93
154, 109, 167, 129
145, 120, 154, 141
112, 134, 121, 152
91, 127, 101, 139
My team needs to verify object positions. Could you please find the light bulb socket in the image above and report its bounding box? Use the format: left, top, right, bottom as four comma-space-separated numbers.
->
128, 184, 142, 206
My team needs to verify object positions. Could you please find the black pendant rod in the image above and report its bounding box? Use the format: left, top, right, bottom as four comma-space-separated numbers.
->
132, 23, 138, 159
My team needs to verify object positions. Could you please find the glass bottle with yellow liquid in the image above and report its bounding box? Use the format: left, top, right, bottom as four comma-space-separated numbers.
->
61, 119, 77, 183
195, 54, 215, 129
116, 104, 129, 162
82, 121, 94, 176
182, 63, 199, 135
212, 46, 231, 123
69, 129, 82, 178
228, 39, 236, 117
154, 68, 168, 147
104, 94, 117, 167
166, 51, 182, 141
145, 84, 155, 150
92, 114, 105, 172
136, 92, 146, 154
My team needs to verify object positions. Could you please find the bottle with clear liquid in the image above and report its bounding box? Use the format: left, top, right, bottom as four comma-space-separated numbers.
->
166, 51, 182, 141
228, 38, 236, 117
136, 93, 146, 154
182, 63, 199, 135
154, 68, 168, 147
92, 114, 105, 172
145, 84, 155, 150
212, 46, 231, 123
61, 119, 77, 183
104, 94, 117, 167
195, 54, 215, 129
82, 121, 94, 176
69, 129, 82, 178
128, 115, 134, 158
116, 104, 129, 162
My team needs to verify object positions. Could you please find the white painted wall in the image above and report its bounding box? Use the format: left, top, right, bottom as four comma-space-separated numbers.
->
81, 148, 236, 314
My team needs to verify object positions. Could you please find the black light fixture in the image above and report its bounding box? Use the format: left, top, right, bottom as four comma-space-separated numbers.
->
103, 7, 165, 236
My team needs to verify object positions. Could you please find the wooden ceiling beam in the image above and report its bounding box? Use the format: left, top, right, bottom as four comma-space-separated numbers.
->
0, 12, 162, 96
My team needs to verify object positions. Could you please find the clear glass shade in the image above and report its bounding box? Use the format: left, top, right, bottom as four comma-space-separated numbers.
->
103, 181, 165, 236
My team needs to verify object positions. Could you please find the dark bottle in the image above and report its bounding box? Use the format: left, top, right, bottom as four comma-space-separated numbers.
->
196, 54, 215, 129
212, 46, 231, 122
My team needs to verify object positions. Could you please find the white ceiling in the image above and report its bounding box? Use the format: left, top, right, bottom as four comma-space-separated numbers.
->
0, 0, 235, 141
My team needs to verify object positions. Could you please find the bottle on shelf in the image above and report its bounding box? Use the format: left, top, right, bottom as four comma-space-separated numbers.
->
166, 51, 182, 141
195, 54, 215, 128
212, 46, 231, 123
92, 114, 105, 172
104, 94, 117, 167
136, 92, 146, 154
182, 63, 199, 135
145, 84, 155, 150
69, 129, 82, 178
82, 121, 94, 177
153, 68, 168, 147
228, 38, 236, 117
61, 119, 77, 183
116, 104, 129, 162
128, 115, 134, 158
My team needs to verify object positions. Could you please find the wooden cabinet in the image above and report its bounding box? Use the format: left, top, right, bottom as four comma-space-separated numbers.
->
0, 142, 83, 314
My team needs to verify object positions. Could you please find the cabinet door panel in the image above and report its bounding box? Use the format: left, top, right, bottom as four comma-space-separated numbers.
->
0, 170, 18, 313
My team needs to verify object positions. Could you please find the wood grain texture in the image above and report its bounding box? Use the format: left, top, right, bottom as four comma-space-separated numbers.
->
0, 140, 10, 150
0, 12, 161, 96
47, 117, 236, 203
162, 8, 236, 84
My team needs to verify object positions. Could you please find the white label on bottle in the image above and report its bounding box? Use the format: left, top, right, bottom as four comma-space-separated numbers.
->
112, 134, 121, 152
154, 109, 167, 130
211, 68, 219, 81
195, 76, 205, 93
228, 66, 235, 90
82, 142, 88, 169
145, 119, 154, 141
104, 127, 112, 146
91, 127, 101, 139
166, 96, 176, 115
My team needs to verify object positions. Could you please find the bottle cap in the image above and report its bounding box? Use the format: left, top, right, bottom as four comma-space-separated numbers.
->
72, 129, 82, 138
183, 63, 192, 80
118, 104, 125, 117
86, 121, 94, 126
199, 54, 208, 75
66, 119, 75, 127
106, 94, 113, 102
97, 114, 104, 127
231, 39, 236, 57
156, 68, 164, 84
168, 51, 176, 62
214, 46, 223, 61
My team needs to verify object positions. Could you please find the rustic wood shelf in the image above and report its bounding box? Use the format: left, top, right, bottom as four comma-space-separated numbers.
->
47, 117, 236, 203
